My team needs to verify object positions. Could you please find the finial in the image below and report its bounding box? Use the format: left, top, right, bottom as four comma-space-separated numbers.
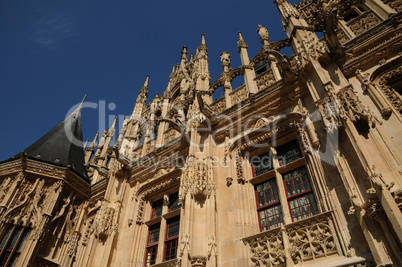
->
89, 131, 99, 150
198, 34, 208, 52
172, 65, 176, 73
237, 32, 248, 53
220, 51, 231, 71
83, 138, 89, 150
144, 75, 150, 87
108, 117, 117, 136
181, 46, 188, 58
257, 25, 270, 47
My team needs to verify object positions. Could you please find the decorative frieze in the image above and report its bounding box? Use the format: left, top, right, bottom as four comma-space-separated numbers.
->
347, 11, 381, 36
230, 85, 248, 104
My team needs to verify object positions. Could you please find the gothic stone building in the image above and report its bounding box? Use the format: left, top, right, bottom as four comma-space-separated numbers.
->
0, 0, 401, 266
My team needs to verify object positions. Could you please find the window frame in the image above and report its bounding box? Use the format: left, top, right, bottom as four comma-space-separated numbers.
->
163, 216, 180, 261
144, 191, 181, 266
249, 138, 320, 232
0, 224, 31, 267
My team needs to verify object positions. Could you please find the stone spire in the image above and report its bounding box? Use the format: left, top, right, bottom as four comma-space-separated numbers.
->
194, 34, 210, 91
238, 32, 258, 94
131, 76, 149, 118
180, 46, 188, 67
237, 32, 248, 53
108, 116, 117, 137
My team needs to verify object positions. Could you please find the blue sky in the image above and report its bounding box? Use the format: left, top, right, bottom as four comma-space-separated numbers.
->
0, 0, 297, 161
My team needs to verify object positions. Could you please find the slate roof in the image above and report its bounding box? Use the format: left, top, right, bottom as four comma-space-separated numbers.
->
3, 101, 89, 181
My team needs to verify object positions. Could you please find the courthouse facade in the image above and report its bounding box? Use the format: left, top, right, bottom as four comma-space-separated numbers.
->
0, 0, 401, 266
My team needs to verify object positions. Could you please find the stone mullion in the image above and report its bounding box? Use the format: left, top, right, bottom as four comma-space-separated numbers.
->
280, 226, 295, 267
155, 193, 169, 264
271, 147, 292, 225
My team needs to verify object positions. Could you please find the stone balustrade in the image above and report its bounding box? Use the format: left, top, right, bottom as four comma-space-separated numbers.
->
243, 212, 340, 266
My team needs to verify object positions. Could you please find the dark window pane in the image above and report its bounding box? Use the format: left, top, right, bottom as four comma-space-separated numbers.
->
276, 140, 302, 166
0, 227, 13, 249
251, 151, 273, 176
6, 227, 22, 250
283, 167, 311, 197
259, 205, 283, 231
152, 199, 163, 219
167, 217, 180, 238
145, 246, 158, 265
148, 224, 160, 245
289, 193, 319, 222
255, 179, 279, 207
164, 239, 178, 260
169, 193, 179, 212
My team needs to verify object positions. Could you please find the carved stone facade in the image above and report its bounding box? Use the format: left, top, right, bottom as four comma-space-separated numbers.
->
0, 1, 402, 267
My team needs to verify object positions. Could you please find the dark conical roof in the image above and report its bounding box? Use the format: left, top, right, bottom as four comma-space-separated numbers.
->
5, 100, 89, 181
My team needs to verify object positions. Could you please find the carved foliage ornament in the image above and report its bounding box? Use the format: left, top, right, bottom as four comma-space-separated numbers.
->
245, 228, 285, 267
179, 162, 215, 205
91, 201, 121, 239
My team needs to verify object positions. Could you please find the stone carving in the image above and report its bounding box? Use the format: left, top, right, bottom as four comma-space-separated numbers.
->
179, 162, 215, 205
243, 227, 285, 267
220, 51, 231, 70
81, 216, 95, 246
178, 233, 190, 258
0, 177, 12, 203
237, 32, 248, 52
226, 177, 233, 187
376, 65, 402, 115
347, 11, 381, 36
287, 214, 337, 264
136, 196, 146, 224
337, 86, 377, 127
207, 235, 218, 258
384, 0, 402, 12
255, 69, 275, 90
189, 255, 207, 267
92, 201, 121, 239
297, 33, 329, 66
230, 85, 248, 104
257, 25, 270, 46
244, 212, 339, 265
235, 151, 246, 184
276, 0, 300, 22
210, 97, 226, 114
366, 165, 394, 192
